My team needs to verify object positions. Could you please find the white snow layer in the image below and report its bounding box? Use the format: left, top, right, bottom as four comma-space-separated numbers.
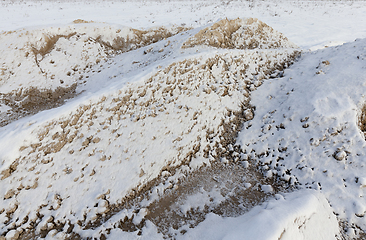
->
180, 190, 339, 240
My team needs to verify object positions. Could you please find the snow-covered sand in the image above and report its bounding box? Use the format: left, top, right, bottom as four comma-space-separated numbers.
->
1, 0, 366, 239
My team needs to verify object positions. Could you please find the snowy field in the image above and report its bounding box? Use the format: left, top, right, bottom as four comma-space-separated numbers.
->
0, 0, 366, 239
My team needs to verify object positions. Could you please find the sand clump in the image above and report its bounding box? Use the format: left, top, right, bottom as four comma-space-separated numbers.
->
358, 104, 366, 139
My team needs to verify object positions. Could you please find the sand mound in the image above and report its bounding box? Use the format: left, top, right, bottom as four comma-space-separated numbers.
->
183, 18, 298, 50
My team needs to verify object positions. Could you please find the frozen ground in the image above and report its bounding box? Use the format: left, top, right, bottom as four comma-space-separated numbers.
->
0, 0, 366, 239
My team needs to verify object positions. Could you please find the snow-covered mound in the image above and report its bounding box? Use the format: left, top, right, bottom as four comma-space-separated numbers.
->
0, 22, 189, 126
238, 38, 366, 237
0, 50, 298, 239
0, 19, 299, 239
183, 18, 298, 50
0, 22, 188, 92
180, 190, 340, 240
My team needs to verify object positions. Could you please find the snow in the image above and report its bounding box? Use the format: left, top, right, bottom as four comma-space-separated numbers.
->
237, 37, 366, 233
0, 0, 366, 239
180, 190, 339, 240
